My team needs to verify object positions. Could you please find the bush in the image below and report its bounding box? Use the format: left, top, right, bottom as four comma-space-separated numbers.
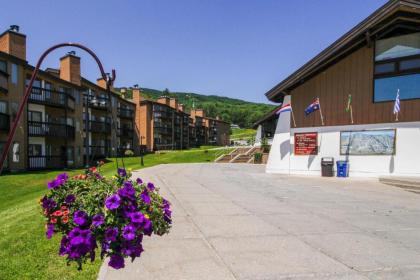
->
124, 149, 134, 157
40, 165, 172, 270
261, 138, 270, 153
254, 152, 263, 164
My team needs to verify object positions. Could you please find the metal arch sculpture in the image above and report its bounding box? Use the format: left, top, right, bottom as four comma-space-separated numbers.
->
0, 43, 116, 174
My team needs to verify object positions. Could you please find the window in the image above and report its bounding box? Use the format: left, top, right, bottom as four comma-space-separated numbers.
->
29, 144, 42, 156
0, 101, 7, 114
0, 60, 8, 91
28, 111, 42, 122
11, 64, 18, 85
12, 142, 19, 162
374, 32, 420, 102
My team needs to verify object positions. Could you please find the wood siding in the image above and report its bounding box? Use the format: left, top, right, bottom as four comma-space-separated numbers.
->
291, 46, 420, 128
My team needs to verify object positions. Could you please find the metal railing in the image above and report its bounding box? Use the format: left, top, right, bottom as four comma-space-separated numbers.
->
28, 155, 66, 170
118, 108, 134, 119
87, 96, 109, 110
28, 121, 75, 139
86, 120, 111, 134
29, 87, 75, 109
118, 128, 134, 138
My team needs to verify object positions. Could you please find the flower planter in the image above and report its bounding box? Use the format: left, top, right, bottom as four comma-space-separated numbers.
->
40, 165, 172, 270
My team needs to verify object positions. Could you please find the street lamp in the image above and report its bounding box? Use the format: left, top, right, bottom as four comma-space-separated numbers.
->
140, 136, 145, 166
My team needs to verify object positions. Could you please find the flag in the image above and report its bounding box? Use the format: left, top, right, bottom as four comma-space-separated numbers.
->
345, 94, 352, 112
276, 103, 292, 115
393, 89, 400, 115
304, 98, 320, 116
393, 89, 400, 121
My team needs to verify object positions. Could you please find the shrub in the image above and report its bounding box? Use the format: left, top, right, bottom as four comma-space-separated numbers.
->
40, 165, 172, 270
124, 149, 135, 157
254, 152, 263, 163
261, 138, 270, 153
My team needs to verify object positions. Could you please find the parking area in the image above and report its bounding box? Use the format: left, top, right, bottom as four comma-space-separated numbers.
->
99, 163, 420, 280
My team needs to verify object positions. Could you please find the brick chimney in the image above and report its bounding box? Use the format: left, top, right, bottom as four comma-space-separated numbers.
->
191, 109, 205, 118
177, 103, 185, 112
169, 98, 178, 110
0, 25, 26, 60
132, 85, 141, 105
60, 51, 81, 86
157, 96, 170, 106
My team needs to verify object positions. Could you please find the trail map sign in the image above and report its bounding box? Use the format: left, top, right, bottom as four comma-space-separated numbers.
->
294, 132, 318, 155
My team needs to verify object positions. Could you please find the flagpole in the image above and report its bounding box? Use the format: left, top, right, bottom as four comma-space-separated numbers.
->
291, 108, 297, 128
318, 98, 325, 126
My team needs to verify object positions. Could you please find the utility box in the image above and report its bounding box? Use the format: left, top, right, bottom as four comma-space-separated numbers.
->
321, 157, 334, 177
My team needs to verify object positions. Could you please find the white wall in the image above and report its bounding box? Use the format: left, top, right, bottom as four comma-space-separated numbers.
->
266, 96, 420, 177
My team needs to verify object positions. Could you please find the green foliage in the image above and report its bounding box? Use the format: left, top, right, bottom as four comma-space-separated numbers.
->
254, 152, 263, 163
0, 147, 222, 280
118, 88, 275, 128
261, 137, 270, 153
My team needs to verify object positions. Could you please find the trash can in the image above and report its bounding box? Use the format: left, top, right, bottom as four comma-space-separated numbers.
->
321, 157, 334, 177
336, 161, 349, 177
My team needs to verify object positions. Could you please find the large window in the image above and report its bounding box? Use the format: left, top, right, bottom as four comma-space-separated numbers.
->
0, 60, 8, 91
374, 32, 420, 102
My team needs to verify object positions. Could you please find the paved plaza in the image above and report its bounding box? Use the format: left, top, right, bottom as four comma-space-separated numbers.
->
99, 163, 420, 280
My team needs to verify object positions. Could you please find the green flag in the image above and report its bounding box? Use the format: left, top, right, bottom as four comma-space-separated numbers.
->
345, 94, 352, 112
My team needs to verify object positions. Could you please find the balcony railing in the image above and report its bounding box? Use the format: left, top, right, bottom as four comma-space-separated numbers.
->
29, 87, 75, 110
118, 108, 134, 119
87, 96, 109, 110
28, 155, 66, 170
85, 145, 109, 159
119, 128, 134, 138
86, 120, 111, 134
28, 121, 75, 139
0, 112, 10, 131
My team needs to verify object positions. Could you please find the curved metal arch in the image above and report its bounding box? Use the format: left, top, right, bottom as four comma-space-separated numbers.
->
0, 43, 116, 174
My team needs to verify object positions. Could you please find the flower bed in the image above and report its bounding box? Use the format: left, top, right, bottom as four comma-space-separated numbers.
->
40, 165, 172, 270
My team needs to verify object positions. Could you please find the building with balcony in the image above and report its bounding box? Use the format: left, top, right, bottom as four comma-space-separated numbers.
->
0, 25, 136, 171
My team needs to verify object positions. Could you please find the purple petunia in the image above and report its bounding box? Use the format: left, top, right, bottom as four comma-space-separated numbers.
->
129, 211, 144, 224
105, 194, 121, 210
65, 194, 76, 204
147, 182, 155, 191
46, 224, 54, 239
47, 179, 59, 189
140, 190, 151, 205
117, 168, 127, 177
136, 178, 143, 185
92, 214, 104, 227
122, 224, 136, 241
118, 182, 136, 199
105, 227, 119, 242
56, 173, 69, 184
73, 210, 88, 226
109, 254, 125, 269
41, 196, 57, 210
143, 218, 153, 236
65, 227, 96, 260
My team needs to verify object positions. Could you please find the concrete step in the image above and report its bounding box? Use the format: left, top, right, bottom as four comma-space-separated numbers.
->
379, 176, 420, 192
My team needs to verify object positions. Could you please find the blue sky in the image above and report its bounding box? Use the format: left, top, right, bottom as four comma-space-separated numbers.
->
1, 0, 387, 103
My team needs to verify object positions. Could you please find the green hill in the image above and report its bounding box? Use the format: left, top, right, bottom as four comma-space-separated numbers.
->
118, 87, 275, 128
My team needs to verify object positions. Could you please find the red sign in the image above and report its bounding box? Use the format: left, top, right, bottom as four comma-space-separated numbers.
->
294, 132, 318, 155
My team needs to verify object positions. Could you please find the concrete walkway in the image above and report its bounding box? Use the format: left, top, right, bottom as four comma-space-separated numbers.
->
99, 163, 420, 280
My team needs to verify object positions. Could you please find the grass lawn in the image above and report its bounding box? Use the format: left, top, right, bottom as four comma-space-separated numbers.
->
0, 147, 225, 280
230, 128, 256, 141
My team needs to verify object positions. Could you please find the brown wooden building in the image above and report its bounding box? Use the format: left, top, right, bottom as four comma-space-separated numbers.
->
264, 0, 420, 177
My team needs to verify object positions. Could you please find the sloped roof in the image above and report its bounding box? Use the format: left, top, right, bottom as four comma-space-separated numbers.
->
265, 0, 420, 102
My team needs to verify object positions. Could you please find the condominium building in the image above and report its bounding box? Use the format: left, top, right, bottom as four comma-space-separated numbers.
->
0, 25, 135, 171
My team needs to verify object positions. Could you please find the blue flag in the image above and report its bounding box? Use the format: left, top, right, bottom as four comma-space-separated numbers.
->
304, 98, 320, 116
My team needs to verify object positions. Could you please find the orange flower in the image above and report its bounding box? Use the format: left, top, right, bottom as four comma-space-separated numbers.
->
53, 210, 63, 217
61, 205, 67, 211
62, 210, 69, 216
51, 217, 57, 224
90, 167, 97, 173
62, 216, 69, 224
